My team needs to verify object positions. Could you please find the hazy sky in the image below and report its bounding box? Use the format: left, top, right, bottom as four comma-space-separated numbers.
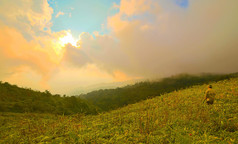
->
0, 0, 238, 94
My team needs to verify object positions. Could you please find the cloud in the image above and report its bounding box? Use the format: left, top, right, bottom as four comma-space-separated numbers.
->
61, 44, 91, 67
0, 26, 56, 89
120, 0, 153, 16
80, 0, 238, 79
0, 0, 53, 39
79, 32, 132, 74
0, 0, 67, 90
48, 64, 114, 94
113, 70, 137, 82
55, 11, 65, 18
1, 0, 238, 94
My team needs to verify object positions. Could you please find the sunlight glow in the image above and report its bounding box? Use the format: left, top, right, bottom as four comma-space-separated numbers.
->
53, 31, 80, 56
59, 32, 78, 47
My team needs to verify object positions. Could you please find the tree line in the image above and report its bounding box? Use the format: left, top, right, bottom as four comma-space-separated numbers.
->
80, 73, 238, 111
0, 82, 99, 115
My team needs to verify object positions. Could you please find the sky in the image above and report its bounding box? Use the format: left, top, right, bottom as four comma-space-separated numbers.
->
0, 0, 238, 94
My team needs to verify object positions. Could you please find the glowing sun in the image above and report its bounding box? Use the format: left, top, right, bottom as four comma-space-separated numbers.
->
53, 31, 80, 55
59, 32, 78, 47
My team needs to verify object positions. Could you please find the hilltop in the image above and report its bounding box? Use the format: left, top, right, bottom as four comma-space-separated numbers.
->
0, 81, 99, 115
1, 76, 237, 143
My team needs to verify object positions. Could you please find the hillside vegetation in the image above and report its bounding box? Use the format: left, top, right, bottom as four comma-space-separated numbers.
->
82, 73, 237, 111
0, 82, 99, 115
1, 76, 237, 143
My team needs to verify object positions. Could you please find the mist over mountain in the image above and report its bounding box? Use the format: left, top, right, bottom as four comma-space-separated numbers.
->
68, 79, 143, 95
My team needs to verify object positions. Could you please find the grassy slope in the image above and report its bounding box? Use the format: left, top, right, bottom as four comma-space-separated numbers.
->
0, 77, 237, 143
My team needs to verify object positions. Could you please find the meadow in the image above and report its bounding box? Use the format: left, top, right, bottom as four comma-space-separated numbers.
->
0, 77, 237, 143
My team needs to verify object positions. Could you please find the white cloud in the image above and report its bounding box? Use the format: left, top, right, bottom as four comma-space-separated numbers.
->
81, 0, 238, 78
55, 11, 65, 18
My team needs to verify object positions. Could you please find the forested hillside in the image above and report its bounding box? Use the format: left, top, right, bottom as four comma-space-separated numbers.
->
1, 73, 237, 115
81, 73, 238, 111
0, 82, 99, 115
